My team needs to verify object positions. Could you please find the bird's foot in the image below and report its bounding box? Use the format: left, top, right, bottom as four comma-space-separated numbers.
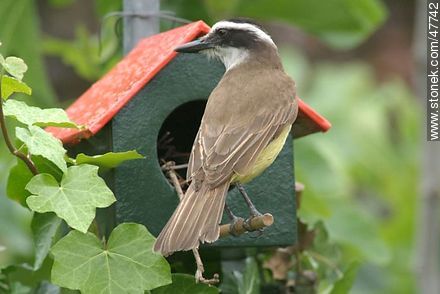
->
243, 209, 265, 238
236, 183, 263, 220
225, 203, 245, 237
228, 215, 246, 237
249, 206, 263, 219
193, 248, 219, 285
195, 270, 220, 285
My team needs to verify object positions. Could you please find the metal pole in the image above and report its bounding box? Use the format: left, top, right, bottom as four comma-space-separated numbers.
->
413, 1, 440, 293
123, 0, 160, 55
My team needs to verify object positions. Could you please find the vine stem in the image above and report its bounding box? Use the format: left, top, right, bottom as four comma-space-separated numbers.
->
0, 77, 39, 175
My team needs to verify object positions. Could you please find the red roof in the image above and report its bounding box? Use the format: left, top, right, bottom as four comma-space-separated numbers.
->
48, 21, 330, 144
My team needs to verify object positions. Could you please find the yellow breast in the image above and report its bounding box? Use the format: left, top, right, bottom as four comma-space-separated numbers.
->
231, 124, 292, 184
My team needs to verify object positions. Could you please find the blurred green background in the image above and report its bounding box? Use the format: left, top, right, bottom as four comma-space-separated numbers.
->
0, 0, 428, 293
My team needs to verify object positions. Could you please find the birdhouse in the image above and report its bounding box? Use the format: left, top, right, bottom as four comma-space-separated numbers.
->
48, 21, 330, 248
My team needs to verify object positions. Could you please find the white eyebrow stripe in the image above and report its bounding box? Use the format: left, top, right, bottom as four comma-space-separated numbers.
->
211, 21, 276, 47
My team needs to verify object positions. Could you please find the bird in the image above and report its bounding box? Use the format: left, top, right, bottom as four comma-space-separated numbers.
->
154, 19, 298, 256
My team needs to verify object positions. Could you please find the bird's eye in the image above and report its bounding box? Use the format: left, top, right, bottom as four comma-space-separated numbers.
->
217, 29, 227, 36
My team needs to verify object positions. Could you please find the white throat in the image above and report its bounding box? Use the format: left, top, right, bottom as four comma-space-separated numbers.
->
217, 47, 249, 71
203, 47, 250, 71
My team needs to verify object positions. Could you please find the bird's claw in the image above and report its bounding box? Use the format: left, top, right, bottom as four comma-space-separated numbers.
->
243, 214, 265, 238
229, 216, 245, 237
195, 270, 220, 285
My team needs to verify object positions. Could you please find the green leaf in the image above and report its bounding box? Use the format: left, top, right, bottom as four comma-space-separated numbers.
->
51, 223, 171, 293
43, 26, 101, 81
220, 271, 239, 294
31, 212, 62, 271
239, 257, 260, 294
16, 125, 67, 172
0, 56, 28, 80
0, 266, 25, 293
43, 25, 119, 81
74, 151, 144, 169
0, 264, 54, 293
222, 257, 260, 294
1, 76, 31, 100
35, 281, 61, 294
25, 165, 116, 233
4, 100, 78, 128
7, 156, 63, 206
10, 281, 31, 294
152, 274, 219, 294
325, 202, 390, 265
330, 262, 360, 294
0, 0, 56, 107
7, 159, 33, 206
95, 0, 122, 16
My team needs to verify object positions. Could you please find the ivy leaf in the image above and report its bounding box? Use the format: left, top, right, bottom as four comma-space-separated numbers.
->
51, 223, 171, 293
1, 76, 31, 100
7, 156, 63, 206
25, 165, 116, 233
73, 151, 144, 169
330, 261, 360, 294
31, 212, 62, 271
16, 126, 67, 172
4, 100, 78, 128
152, 274, 219, 294
7, 159, 33, 206
0, 56, 28, 80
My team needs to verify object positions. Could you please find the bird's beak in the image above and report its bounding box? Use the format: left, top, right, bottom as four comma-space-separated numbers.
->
174, 38, 215, 53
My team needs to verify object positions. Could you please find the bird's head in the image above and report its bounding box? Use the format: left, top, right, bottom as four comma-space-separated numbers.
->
175, 19, 277, 70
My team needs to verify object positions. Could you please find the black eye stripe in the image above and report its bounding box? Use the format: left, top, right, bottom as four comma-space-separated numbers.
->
211, 26, 270, 49
217, 29, 228, 36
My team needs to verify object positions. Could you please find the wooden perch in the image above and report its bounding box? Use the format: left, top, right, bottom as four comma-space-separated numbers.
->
219, 213, 274, 238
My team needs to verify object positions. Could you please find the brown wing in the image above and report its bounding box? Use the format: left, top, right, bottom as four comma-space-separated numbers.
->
187, 69, 297, 188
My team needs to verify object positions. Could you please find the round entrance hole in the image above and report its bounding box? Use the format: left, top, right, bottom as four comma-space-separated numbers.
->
157, 100, 207, 179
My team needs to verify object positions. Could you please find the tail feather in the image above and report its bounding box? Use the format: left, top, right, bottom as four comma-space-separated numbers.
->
154, 182, 229, 256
